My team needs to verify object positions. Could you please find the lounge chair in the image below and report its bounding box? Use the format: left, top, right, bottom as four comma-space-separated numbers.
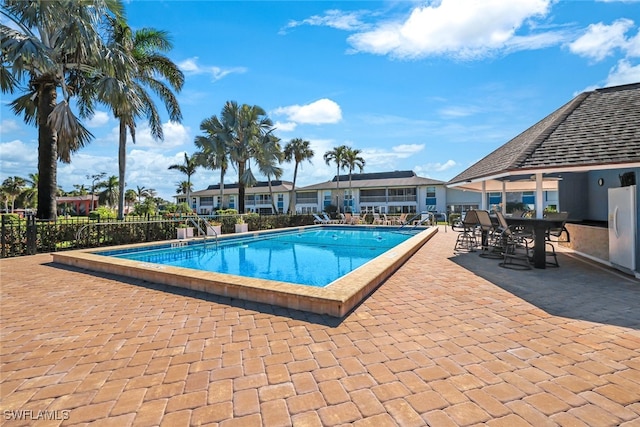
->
313, 213, 329, 224
322, 213, 338, 224
394, 213, 408, 225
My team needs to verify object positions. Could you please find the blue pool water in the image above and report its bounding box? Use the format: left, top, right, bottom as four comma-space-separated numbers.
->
98, 227, 422, 287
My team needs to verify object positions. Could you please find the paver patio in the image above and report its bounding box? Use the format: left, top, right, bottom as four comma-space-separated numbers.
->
1, 226, 639, 426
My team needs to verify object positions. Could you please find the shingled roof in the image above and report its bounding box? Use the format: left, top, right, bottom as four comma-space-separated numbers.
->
448, 82, 640, 186
298, 170, 444, 191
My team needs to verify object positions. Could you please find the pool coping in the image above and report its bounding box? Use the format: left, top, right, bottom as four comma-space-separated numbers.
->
51, 225, 438, 317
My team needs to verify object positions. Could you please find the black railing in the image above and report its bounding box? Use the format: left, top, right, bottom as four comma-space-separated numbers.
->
1, 213, 317, 258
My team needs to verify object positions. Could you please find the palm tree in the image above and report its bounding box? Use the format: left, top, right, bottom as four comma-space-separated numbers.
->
219, 101, 275, 213
135, 185, 153, 203
176, 181, 193, 196
1, 0, 128, 220
104, 21, 184, 220
323, 145, 348, 213
72, 184, 89, 196
194, 115, 230, 210
168, 153, 197, 209
283, 138, 314, 214
1, 176, 25, 212
124, 189, 137, 212
96, 175, 119, 208
342, 147, 365, 212
21, 173, 39, 209
255, 134, 284, 213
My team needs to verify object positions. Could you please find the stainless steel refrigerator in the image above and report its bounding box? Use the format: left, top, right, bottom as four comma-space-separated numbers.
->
608, 185, 637, 274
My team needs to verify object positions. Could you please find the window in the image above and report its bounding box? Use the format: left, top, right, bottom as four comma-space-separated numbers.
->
425, 186, 437, 207
323, 191, 332, 208
522, 191, 535, 205
488, 192, 501, 205
277, 194, 284, 212
200, 196, 214, 205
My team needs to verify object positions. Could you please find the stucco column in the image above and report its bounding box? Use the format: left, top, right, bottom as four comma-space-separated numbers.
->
536, 173, 544, 218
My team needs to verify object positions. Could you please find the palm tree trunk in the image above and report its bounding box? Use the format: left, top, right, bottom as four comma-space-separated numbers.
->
289, 163, 299, 214
186, 176, 191, 212
268, 177, 277, 213
336, 166, 341, 214
238, 161, 246, 213
219, 169, 225, 210
36, 78, 58, 220
117, 120, 126, 220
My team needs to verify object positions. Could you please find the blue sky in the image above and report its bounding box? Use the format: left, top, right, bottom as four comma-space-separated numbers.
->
2, 0, 640, 201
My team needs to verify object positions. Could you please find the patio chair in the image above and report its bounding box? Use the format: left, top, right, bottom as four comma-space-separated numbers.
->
542, 211, 570, 267
476, 210, 502, 259
494, 212, 534, 270
453, 210, 480, 252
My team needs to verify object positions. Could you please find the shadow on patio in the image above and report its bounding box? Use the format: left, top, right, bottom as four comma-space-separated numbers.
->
449, 250, 640, 330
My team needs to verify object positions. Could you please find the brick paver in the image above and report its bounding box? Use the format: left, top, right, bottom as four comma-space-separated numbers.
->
1, 226, 639, 425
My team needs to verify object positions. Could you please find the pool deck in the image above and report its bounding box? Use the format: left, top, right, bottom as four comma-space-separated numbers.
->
1, 225, 639, 426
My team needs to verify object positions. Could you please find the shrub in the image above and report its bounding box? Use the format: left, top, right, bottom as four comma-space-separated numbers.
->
89, 207, 117, 220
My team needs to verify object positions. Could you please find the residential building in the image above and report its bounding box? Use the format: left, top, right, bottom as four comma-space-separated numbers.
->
294, 170, 478, 215
184, 181, 293, 215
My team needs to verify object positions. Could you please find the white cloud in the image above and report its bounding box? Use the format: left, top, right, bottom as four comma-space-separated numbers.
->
0, 119, 21, 134
86, 110, 110, 128
605, 59, 640, 86
178, 57, 247, 81
0, 139, 38, 177
415, 160, 458, 174
627, 30, 640, 57
391, 144, 425, 158
273, 121, 298, 133
346, 0, 554, 59
281, 9, 369, 34
568, 19, 635, 62
273, 99, 342, 125
133, 121, 191, 149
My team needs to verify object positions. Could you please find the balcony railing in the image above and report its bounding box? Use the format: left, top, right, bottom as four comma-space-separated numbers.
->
359, 195, 387, 202
296, 197, 318, 204
388, 195, 417, 202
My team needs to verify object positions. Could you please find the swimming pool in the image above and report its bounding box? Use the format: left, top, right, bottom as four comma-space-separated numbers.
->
100, 227, 419, 287
52, 225, 438, 317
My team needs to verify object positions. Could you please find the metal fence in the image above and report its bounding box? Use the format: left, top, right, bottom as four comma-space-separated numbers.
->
0, 213, 316, 258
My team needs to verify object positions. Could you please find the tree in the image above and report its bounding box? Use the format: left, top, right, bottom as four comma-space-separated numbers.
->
135, 185, 153, 203
96, 175, 119, 208
168, 153, 197, 209
87, 172, 107, 197
20, 173, 38, 209
1, 0, 128, 220
176, 180, 193, 196
124, 189, 137, 212
72, 184, 89, 196
218, 101, 275, 213
283, 138, 314, 214
255, 134, 284, 213
1, 176, 25, 212
323, 145, 348, 213
104, 21, 184, 220
194, 115, 230, 210
342, 147, 365, 212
